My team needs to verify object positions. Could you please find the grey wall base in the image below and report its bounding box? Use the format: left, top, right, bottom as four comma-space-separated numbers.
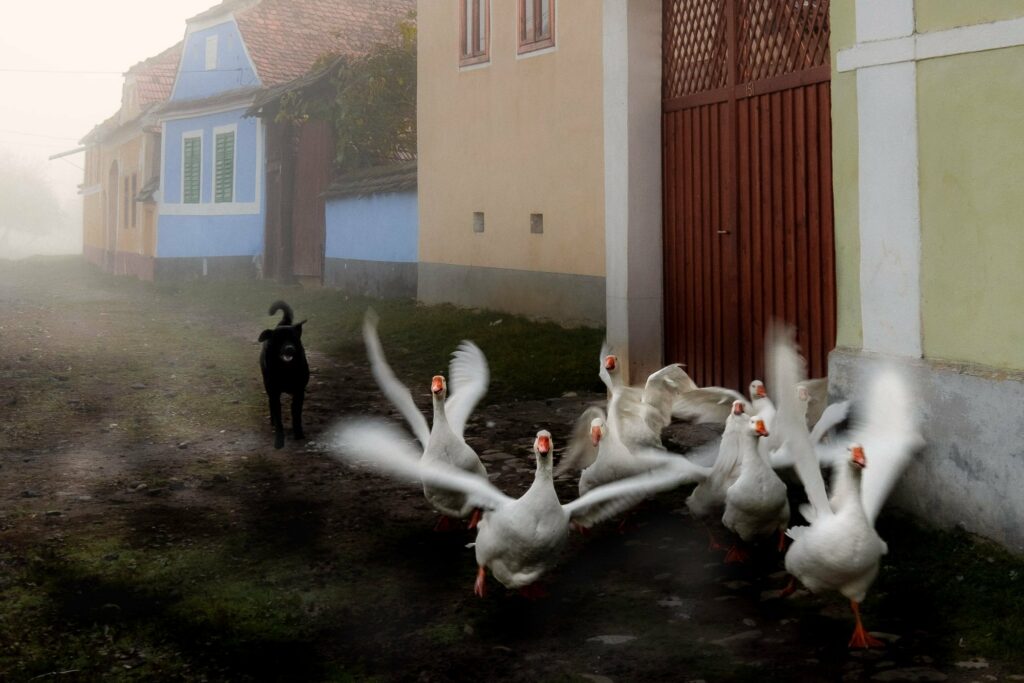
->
154, 256, 258, 282
324, 258, 417, 299
417, 262, 605, 327
829, 347, 1024, 554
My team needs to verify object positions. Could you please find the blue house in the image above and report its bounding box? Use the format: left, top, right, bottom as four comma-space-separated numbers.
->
151, 0, 414, 279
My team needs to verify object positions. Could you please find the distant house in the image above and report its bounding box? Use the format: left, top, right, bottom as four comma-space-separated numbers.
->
151, 0, 414, 280
80, 43, 181, 280
249, 59, 418, 295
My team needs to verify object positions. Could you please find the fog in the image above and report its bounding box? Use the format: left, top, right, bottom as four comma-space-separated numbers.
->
0, 0, 214, 259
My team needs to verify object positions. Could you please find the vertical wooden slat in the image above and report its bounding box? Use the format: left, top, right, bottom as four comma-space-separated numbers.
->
794, 86, 810, 362
709, 103, 721, 385
699, 104, 711, 386
806, 84, 823, 376
782, 88, 796, 328
737, 98, 752, 385
819, 81, 836, 365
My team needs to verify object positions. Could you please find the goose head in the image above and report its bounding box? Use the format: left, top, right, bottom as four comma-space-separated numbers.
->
731, 400, 746, 416
534, 430, 554, 471
590, 418, 606, 446
431, 375, 447, 401
750, 379, 768, 400
603, 354, 619, 375
748, 415, 769, 438
848, 442, 867, 469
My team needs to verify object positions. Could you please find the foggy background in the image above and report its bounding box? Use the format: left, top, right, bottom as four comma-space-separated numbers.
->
0, 1, 214, 260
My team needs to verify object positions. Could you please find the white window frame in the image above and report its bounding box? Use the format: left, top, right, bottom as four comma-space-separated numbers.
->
205, 35, 219, 71
181, 130, 203, 204
211, 123, 237, 204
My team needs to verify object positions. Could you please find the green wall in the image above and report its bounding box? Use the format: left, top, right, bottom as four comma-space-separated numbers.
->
916, 0, 1024, 33
917, 47, 1024, 370
829, 0, 861, 348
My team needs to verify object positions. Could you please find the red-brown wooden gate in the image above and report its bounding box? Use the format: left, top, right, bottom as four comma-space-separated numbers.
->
662, 0, 835, 390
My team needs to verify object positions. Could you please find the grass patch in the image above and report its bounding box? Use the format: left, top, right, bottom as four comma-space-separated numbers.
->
872, 514, 1024, 665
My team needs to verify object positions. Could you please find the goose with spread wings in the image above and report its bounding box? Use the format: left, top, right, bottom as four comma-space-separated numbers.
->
767, 326, 923, 648
362, 309, 489, 526
331, 421, 711, 596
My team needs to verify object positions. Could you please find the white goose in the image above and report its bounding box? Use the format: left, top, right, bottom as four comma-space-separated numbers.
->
363, 309, 489, 526
685, 400, 749, 541
722, 414, 790, 555
768, 327, 923, 648
331, 422, 710, 596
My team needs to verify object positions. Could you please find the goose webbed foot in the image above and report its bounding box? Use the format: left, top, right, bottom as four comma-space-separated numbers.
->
433, 515, 456, 532
724, 544, 750, 564
779, 576, 799, 598
848, 600, 885, 648
473, 566, 487, 598
467, 509, 482, 530
704, 524, 725, 552
777, 529, 788, 553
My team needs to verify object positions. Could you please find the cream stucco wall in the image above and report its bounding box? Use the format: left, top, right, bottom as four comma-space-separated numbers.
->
82, 135, 158, 261
417, 0, 605, 278
917, 47, 1024, 369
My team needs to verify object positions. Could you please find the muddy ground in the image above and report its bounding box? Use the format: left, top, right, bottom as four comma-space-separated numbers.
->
0, 258, 1021, 682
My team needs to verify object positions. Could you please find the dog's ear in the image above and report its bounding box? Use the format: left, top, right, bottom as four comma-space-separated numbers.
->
258, 329, 273, 343
294, 320, 307, 338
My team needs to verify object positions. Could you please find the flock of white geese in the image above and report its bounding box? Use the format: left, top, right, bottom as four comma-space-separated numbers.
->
329, 311, 925, 649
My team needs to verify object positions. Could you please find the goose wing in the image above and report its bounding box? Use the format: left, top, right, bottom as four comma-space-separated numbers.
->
445, 340, 490, 438
643, 364, 698, 419
362, 309, 430, 449
564, 456, 710, 527
330, 419, 513, 511
556, 405, 606, 475
856, 369, 925, 525
671, 387, 748, 424
768, 323, 832, 520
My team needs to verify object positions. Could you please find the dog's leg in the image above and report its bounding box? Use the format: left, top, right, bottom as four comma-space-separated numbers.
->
292, 390, 305, 440
269, 392, 284, 449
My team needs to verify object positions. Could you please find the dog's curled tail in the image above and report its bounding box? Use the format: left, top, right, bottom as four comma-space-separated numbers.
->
269, 300, 294, 326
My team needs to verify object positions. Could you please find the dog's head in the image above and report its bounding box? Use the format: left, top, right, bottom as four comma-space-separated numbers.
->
258, 320, 306, 365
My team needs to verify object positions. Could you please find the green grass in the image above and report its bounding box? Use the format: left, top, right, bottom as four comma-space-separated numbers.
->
871, 514, 1024, 665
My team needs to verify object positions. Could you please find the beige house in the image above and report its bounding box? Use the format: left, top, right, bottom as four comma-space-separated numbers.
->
417, 1, 609, 326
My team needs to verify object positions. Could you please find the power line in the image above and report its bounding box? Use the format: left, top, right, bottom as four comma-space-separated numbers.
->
0, 128, 80, 141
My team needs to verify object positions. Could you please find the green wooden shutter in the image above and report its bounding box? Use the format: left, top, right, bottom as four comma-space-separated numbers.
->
183, 136, 201, 204
214, 131, 235, 203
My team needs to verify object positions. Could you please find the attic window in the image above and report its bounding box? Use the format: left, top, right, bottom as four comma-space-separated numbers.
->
205, 35, 218, 71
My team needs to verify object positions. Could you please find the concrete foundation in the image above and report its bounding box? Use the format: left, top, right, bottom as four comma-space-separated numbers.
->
324, 258, 417, 299
152, 256, 258, 281
829, 347, 1024, 554
417, 262, 606, 327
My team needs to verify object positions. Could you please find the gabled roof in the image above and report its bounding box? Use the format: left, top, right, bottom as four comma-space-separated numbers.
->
127, 41, 183, 108
230, 0, 414, 87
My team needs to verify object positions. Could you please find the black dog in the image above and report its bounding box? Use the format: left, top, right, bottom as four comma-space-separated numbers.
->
258, 301, 310, 449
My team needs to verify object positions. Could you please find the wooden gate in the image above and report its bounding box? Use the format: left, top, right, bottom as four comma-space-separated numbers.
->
662, 0, 835, 390
290, 120, 333, 282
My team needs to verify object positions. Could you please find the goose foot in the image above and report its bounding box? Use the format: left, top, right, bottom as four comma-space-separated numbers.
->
433, 515, 455, 532
518, 583, 548, 600
724, 544, 750, 564
704, 525, 725, 552
474, 566, 487, 598
777, 529, 788, 552
779, 576, 799, 598
467, 509, 482, 530
848, 601, 884, 648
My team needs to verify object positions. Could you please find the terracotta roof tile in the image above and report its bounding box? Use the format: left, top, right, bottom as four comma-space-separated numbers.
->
126, 42, 183, 108
233, 0, 415, 87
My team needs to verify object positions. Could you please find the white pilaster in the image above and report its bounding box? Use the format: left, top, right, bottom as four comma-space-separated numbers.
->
854, 0, 922, 357
602, 0, 663, 382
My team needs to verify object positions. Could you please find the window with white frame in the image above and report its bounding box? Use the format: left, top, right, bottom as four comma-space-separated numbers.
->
214, 128, 235, 203
519, 0, 555, 54
182, 134, 202, 204
205, 35, 218, 70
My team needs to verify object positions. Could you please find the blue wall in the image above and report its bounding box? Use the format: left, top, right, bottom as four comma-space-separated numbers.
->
157, 214, 264, 258
325, 192, 418, 263
163, 108, 259, 205
158, 108, 263, 258
172, 20, 259, 101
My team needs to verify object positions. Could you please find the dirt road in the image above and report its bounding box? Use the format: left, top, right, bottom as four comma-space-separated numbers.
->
0, 258, 1019, 681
